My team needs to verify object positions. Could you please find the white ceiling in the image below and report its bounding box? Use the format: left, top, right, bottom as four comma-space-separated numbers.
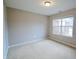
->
5, 0, 76, 16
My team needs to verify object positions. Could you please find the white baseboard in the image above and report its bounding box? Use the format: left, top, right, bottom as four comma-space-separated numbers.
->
8, 39, 45, 48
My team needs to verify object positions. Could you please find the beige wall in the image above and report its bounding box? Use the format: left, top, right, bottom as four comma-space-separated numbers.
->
7, 7, 76, 47
7, 7, 48, 46
48, 8, 76, 47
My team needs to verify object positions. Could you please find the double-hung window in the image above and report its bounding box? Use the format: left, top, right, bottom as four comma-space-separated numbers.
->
52, 17, 74, 37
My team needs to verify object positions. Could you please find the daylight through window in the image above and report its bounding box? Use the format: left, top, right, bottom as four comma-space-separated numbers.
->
52, 17, 73, 37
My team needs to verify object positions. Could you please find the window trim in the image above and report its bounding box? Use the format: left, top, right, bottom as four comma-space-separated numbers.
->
52, 17, 74, 37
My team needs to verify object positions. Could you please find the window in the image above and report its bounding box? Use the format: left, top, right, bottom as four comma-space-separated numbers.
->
52, 17, 74, 37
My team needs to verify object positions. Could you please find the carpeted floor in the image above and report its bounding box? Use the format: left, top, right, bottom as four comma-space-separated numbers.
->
7, 39, 76, 59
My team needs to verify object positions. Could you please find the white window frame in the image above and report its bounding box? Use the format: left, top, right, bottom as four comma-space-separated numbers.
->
52, 17, 74, 37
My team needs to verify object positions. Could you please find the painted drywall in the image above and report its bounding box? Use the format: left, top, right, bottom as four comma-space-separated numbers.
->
48, 8, 76, 47
3, 3, 8, 59
7, 7, 48, 46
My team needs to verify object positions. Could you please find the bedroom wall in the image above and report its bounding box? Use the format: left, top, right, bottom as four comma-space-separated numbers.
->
3, 3, 8, 59
48, 8, 76, 47
7, 7, 48, 46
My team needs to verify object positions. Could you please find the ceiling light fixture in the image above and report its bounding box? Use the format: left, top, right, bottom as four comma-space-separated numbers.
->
42, 0, 56, 7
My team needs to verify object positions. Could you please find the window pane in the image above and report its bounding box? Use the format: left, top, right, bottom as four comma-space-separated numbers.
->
62, 17, 73, 26
53, 19, 61, 26
53, 27, 61, 35
52, 17, 73, 37
62, 27, 73, 37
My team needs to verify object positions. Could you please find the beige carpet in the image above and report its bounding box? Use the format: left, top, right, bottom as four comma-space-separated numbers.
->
7, 40, 76, 59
